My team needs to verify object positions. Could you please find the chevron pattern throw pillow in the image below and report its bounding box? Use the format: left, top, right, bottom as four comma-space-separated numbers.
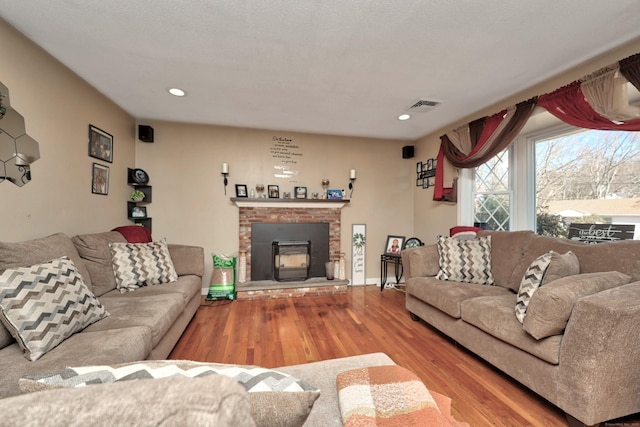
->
436, 235, 494, 285
21, 360, 321, 427
0, 256, 109, 361
110, 241, 178, 292
515, 252, 553, 323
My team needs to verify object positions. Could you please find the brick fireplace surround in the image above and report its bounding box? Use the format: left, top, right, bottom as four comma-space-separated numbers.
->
234, 199, 348, 282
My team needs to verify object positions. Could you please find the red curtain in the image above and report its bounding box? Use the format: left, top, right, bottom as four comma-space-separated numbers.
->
434, 99, 536, 201
538, 81, 640, 131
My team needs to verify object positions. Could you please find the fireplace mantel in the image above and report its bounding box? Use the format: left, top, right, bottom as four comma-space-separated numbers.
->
231, 198, 349, 209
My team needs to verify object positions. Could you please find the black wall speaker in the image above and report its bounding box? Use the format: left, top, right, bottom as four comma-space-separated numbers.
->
138, 125, 154, 143
402, 145, 414, 159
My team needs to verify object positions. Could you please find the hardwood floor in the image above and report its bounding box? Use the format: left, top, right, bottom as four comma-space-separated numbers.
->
170, 285, 570, 426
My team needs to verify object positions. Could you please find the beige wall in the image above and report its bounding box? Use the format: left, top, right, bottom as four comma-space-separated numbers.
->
134, 121, 413, 284
412, 37, 640, 243
3, 14, 638, 287
0, 19, 135, 241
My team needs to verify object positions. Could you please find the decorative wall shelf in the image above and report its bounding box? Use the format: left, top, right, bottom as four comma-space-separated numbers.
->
231, 198, 349, 209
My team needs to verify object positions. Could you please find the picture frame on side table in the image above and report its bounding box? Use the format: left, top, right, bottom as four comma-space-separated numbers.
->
235, 184, 248, 197
91, 163, 109, 195
384, 235, 405, 256
88, 125, 113, 163
268, 185, 279, 198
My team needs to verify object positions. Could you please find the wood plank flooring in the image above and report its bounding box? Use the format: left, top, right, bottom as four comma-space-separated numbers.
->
169, 285, 583, 426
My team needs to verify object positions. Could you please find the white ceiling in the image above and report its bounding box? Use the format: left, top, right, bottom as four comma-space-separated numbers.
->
2, 1, 640, 141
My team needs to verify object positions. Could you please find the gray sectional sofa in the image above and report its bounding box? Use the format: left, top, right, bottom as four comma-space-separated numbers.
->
0, 231, 205, 399
0, 230, 404, 427
402, 230, 640, 426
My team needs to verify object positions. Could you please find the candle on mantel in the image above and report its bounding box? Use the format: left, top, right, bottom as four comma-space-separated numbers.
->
350, 169, 356, 179
222, 162, 229, 174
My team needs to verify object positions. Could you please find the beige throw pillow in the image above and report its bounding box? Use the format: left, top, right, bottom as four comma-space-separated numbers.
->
523, 271, 632, 339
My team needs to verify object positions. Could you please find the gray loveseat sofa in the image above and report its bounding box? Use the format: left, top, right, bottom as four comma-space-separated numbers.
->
402, 230, 640, 426
0, 230, 205, 399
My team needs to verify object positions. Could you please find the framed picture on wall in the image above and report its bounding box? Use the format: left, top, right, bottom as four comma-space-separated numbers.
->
88, 125, 113, 163
91, 163, 109, 195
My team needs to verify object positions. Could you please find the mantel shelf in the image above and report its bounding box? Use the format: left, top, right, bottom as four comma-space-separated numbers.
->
231, 198, 349, 209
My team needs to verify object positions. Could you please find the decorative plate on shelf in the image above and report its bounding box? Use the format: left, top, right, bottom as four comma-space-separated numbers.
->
403, 237, 423, 249
130, 168, 149, 185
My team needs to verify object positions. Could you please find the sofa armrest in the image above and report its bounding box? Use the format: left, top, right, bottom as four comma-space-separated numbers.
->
557, 282, 640, 425
401, 244, 439, 280
168, 244, 205, 277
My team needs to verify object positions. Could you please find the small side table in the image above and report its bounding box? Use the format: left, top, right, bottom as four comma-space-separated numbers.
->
380, 254, 403, 291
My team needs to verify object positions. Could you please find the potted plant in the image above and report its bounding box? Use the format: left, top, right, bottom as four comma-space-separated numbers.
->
130, 189, 145, 202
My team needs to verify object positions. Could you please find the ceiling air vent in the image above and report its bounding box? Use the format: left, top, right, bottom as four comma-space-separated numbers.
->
407, 98, 442, 112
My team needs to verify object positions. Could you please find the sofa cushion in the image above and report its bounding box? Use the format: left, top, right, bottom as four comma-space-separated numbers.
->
406, 277, 512, 318
7, 375, 255, 427
110, 241, 178, 293
100, 274, 201, 306
476, 230, 534, 290
0, 326, 152, 399
436, 235, 494, 285
21, 360, 320, 427
0, 257, 109, 361
0, 233, 93, 291
84, 293, 183, 347
72, 231, 127, 296
523, 271, 632, 340
543, 251, 580, 284
515, 252, 552, 323
336, 365, 446, 427
461, 294, 562, 364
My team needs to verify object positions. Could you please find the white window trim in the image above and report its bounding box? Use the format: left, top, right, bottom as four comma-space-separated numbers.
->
459, 121, 576, 231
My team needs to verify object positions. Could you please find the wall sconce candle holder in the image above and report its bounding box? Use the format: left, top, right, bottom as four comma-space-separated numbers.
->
221, 162, 229, 195
348, 169, 356, 198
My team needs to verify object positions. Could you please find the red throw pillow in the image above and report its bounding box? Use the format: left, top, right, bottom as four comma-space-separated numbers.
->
111, 225, 152, 243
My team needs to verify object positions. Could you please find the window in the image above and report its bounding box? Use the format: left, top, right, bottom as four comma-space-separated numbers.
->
473, 149, 511, 230
466, 124, 640, 238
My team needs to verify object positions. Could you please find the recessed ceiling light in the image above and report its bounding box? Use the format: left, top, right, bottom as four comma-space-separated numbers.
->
168, 88, 186, 97
398, 114, 411, 121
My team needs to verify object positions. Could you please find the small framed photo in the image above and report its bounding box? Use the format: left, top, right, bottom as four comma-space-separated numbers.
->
295, 186, 307, 199
416, 178, 424, 187
416, 162, 423, 173
88, 125, 113, 163
327, 189, 343, 200
235, 184, 248, 197
130, 206, 147, 218
91, 163, 109, 195
384, 235, 405, 256
426, 159, 434, 170
268, 185, 279, 198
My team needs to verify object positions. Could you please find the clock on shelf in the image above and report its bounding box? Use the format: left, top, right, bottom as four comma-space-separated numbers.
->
128, 168, 149, 185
